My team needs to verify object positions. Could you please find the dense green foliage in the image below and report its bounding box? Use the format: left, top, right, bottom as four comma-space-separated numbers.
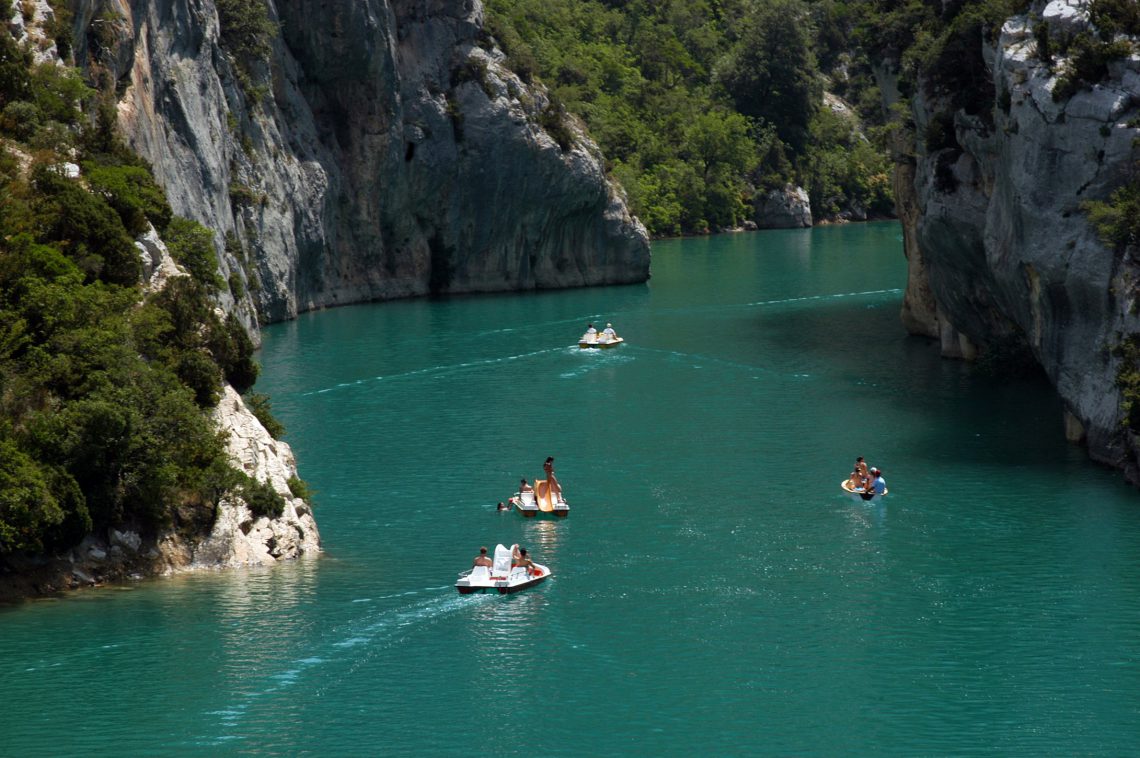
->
0, 16, 281, 557
483, 0, 893, 236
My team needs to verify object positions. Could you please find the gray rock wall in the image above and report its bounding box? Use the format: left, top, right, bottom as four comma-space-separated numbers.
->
80, 0, 649, 327
889, 0, 1140, 479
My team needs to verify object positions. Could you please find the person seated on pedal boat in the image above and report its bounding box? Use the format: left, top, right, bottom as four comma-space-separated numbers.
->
511, 545, 538, 576
869, 468, 886, 496
849, 457, 868, 491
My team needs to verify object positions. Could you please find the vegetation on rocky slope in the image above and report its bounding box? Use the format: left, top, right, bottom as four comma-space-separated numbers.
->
0, 0, 283, 557
483, 0, 894, 236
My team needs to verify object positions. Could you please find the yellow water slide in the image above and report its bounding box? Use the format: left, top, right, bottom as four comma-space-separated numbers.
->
534, 479, 555, 512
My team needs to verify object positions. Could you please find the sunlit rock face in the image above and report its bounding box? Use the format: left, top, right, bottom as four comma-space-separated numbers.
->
199, 385, 321, 568
75, 0, 648, 327
885, 0, 1140, 480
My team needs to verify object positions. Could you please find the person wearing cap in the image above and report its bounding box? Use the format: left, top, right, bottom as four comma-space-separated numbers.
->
870, 468, 886, 496
473, 547, 493, 568
602, 322, 618, 338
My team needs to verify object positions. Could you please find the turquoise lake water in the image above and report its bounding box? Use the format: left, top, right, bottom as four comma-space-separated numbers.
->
4, 222, 1140, 755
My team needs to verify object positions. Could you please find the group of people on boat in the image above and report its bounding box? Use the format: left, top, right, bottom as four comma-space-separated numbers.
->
501, 456, 564, 510
848, 456, 886, 498
582, 323, 619, 340
471, 544, 538, 576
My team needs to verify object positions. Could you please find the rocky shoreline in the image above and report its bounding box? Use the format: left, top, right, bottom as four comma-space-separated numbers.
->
0, 385, 320, 603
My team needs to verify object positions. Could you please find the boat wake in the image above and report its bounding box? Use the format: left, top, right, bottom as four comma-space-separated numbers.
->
630, 345, 792, 379
560, 348, 635, 378
739, 288, 901, 309
644, 288, 903, 320
198, 591, 486, 745
301, 348, 564, 396
473, 312, 622, 338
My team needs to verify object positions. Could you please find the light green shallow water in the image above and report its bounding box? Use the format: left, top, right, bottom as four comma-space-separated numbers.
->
4, 222, 1140, 756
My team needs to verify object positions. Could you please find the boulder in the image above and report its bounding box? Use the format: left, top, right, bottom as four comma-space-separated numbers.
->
755, 185, 812, 229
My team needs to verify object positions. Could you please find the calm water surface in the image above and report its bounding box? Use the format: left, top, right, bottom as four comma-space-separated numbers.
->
4, 223, 1140, 755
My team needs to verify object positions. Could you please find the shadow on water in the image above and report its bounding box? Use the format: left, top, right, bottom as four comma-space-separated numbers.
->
749, 279, 1070, 473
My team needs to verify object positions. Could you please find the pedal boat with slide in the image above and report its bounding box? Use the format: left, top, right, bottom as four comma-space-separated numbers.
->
510, 479, 569, 518
579, 332, 624, 349
841, 478, 888, 503
455, 544, 551, 595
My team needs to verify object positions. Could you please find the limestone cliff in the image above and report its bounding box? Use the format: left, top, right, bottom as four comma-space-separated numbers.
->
885, 1, 1140, 480
76, 0, 649, 328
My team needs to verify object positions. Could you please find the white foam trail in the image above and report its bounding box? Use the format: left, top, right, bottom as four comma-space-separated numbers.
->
474, 312, 611, 337
303, 348, 564, 396
200, 591, 489, 743
630, 345, 781, 376
740, 288, 901, 308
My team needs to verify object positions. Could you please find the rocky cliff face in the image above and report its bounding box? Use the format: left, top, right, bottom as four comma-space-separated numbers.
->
888, 0, 1140, 479
78, 0, 649, 327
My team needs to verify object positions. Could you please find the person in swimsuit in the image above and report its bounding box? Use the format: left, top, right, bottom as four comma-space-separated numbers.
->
849, 458, 867, 491
511, 545, 536, 576
543, 456, 563, 503
473, 547, 493, 568
519, 478, 533, 493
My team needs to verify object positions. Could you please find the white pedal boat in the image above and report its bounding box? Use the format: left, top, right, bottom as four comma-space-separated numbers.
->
455, 544, 551, 595
841, 478, 888, 503
579, 333, 624, 349
510, 480, 569, 518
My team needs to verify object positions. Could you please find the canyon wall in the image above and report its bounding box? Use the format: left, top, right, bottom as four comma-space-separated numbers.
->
889, 0, 1140, 479
80, 0, 649, 327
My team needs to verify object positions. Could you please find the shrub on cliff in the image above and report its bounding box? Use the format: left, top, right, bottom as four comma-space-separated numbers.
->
83, 161, 173, 237
215, 0, 276, 100
1052, 34, 1134, 101
1083, 178, 1140, 252
1112, 333, 1140, 432
164, 216, 224, 291
1091, 0, 1140, 38
241, 475, 285, 519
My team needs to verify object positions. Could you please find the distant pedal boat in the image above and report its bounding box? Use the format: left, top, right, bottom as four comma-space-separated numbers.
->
512, 481, 569, 518
579, 332, 624, 349
456, 544, 551, 595
841, 478, 888, 503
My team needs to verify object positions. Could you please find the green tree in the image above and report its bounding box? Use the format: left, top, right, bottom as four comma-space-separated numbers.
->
163, 216, 224, 290
717, 0, 821, 156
